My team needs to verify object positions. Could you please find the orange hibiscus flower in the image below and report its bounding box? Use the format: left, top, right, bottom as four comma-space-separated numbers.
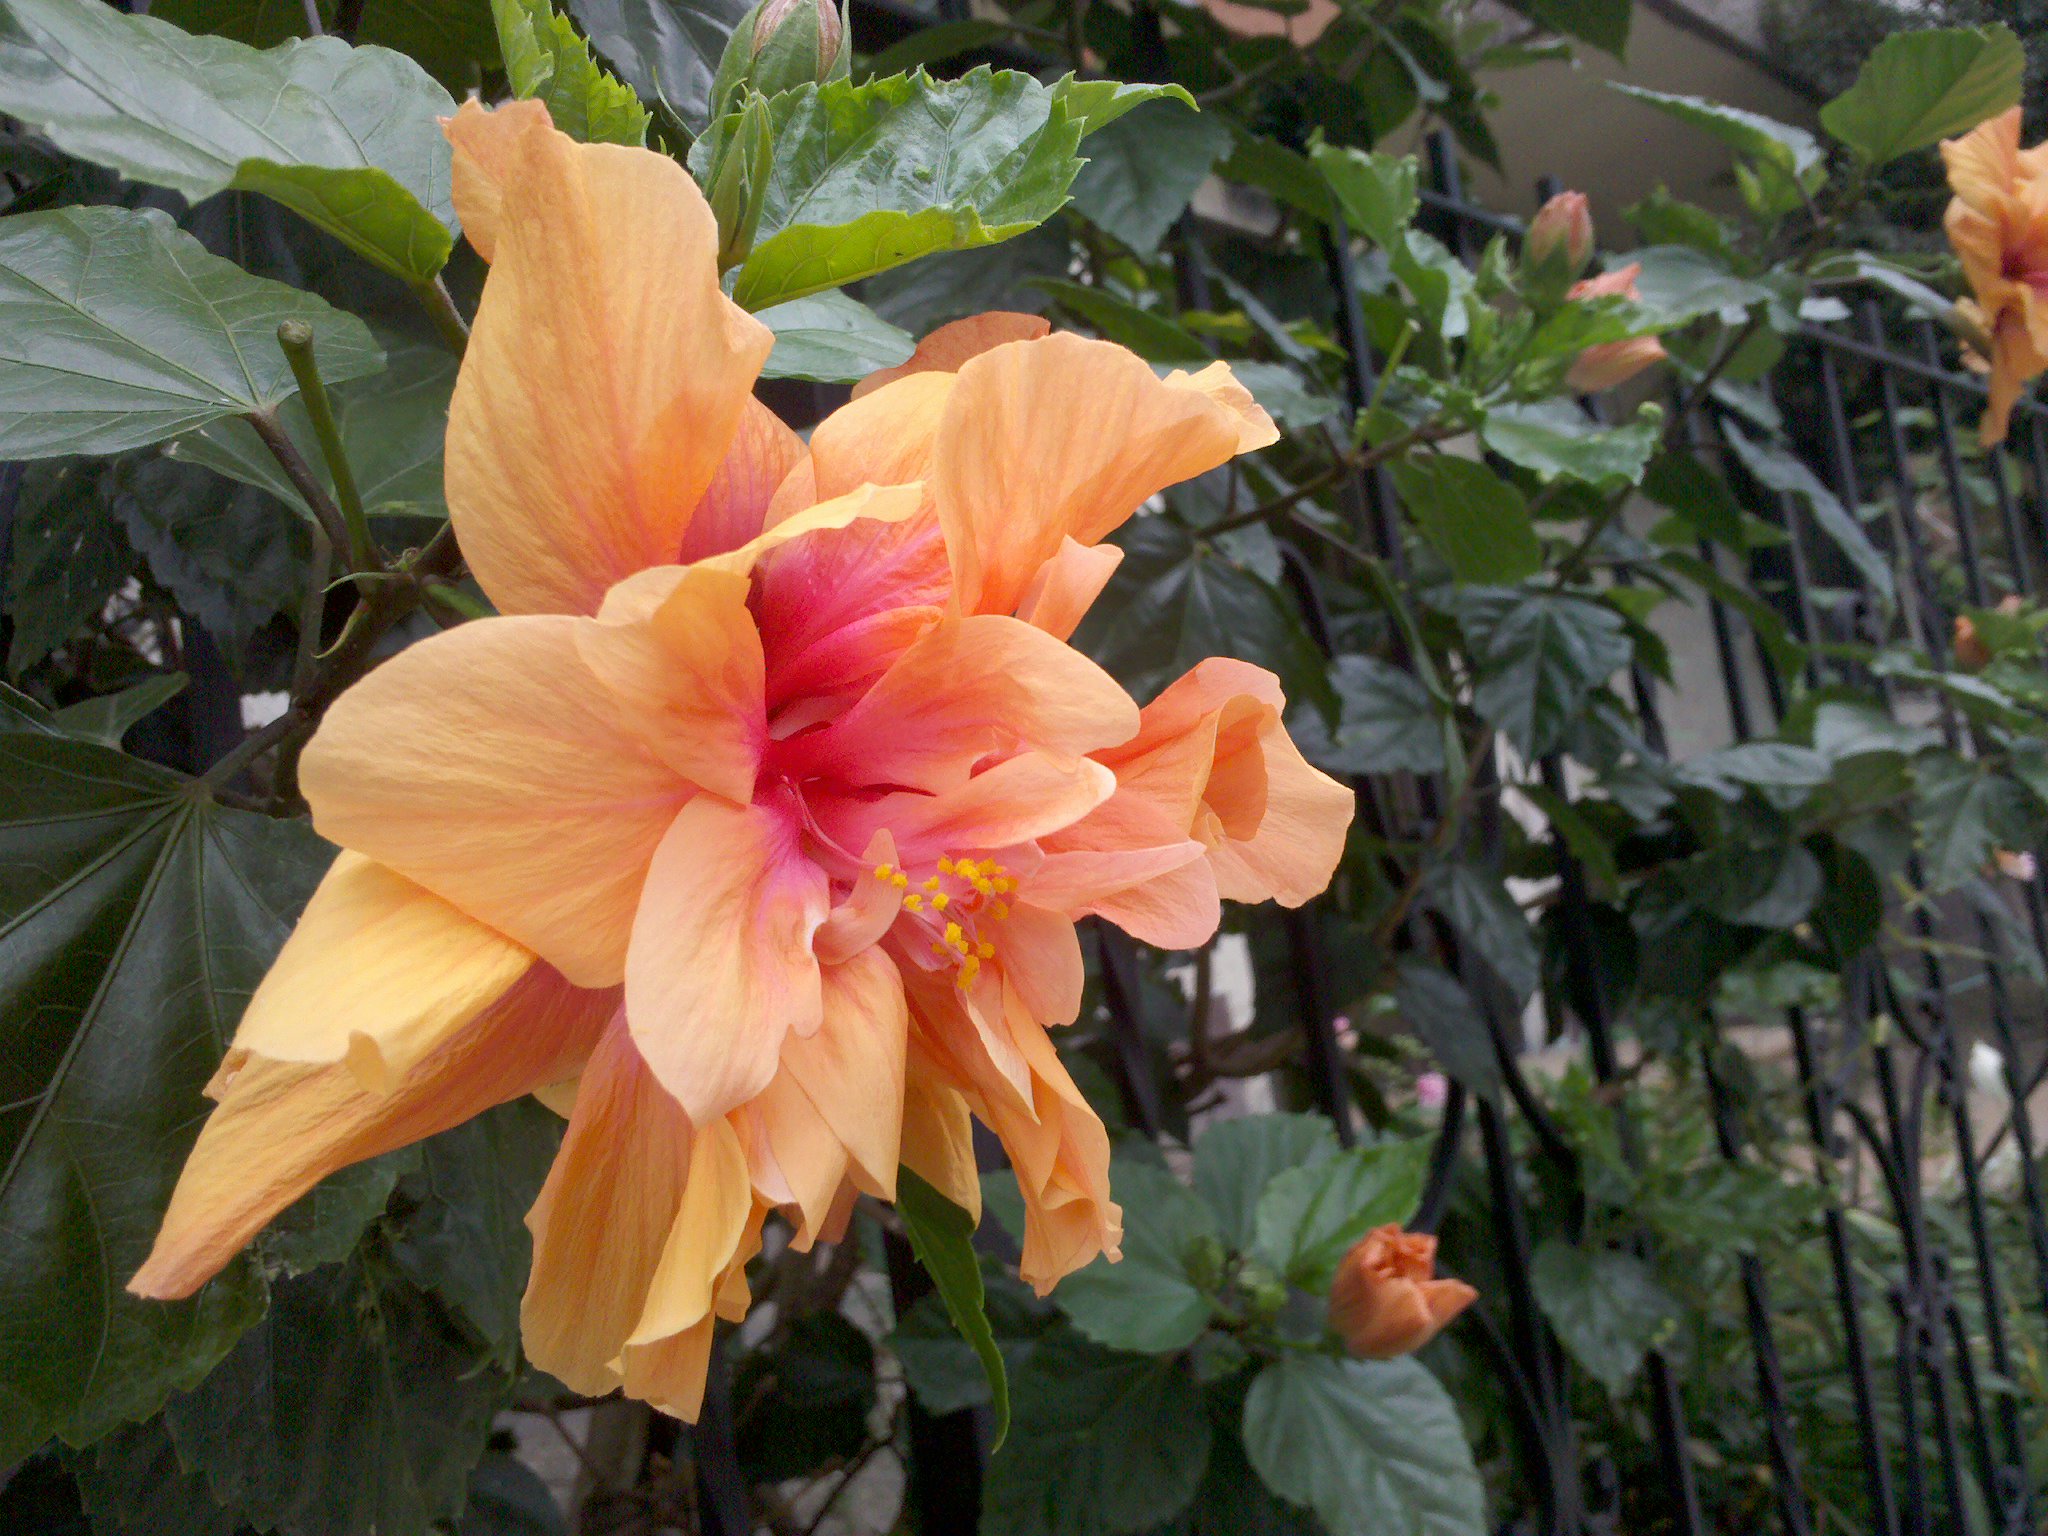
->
129, 100, 1353, 1419
1943, 106, 2048, 446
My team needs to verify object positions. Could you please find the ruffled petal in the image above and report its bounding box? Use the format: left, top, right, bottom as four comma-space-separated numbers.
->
781, 946, 909, 1196
935, 336, 1276, 614
227, 853, 533, 1092
901, 1049, 982, 1218
625, 794, 829, 1123
1016, 537, 1125, 641
1943, 106, 2023, 215
131, 965, 611, 1299
627, 1116, 754, 1346
675, 397, 807, 564
444, 101, 773, 615
299, 616, 688, 988
851, 311, 1051, 399
821, 755, 1115, 866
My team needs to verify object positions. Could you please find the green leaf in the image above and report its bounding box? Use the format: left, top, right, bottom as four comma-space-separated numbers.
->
1819, 24, 2023, 166
49, 675, 188, 749
1455, 586, 1632, 757
169, 343, 457, 523
460, 1448, 570, 1536
1530, 1240, 1680, 1392
1481, 399, 1659, 488
1193, 1113, 1340, 1252
0, 206, 384, 458
1049, 77, 1195, 138
1251, 1139, 1431, 1288
1914, 755, 2033, 892
735, 1312, 877, 1483
0, 0, 457, 280
1037, 279, 1211, 364
1392, 960, 1502, 1103
388, 1099, 563, 1357
493, 0, 650, 145
746, 290, 915, 382
892, 1257, 1057, 1416
74, 1417, 241, 1536
1641, 450, 1749, 549
1390, 454, 1541, 583
163, 1253, 511, 1536
1069, 99, 1230, 256
1222, 133, 1335, 224
149, 0, 502, 97
1051, 1160, 1219, 1354
1227, 361, 1340, 432
897, 1166, 1010, 1446
1671, 742, 1834, 802
3, 457, 135, 672
1625, 245, 1775, 326
1610, 85, 1823, 184
1242, 1355, 1486, 1536
981, 1331, 1211, 1536
1515, 0, 1628, 56
1419, 856, 1539, 1002
0, 731, 330, 1463
1297, 654, 1446, 777
1723, 423, 1894, 608
719, 68, 1099, 310
1075, 516, 1318, 705
565, 0, 757, 130
860, 18, 1010, 79
264, 1151, 415, 1276
1309, 144, 1418, 250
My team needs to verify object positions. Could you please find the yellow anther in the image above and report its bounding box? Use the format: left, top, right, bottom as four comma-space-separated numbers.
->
991, 899, 1010, 920
904, 894, 924, 912
937, 856, 955, 874
977, 940, 996, 959
932, 940, 949, 957
971, 877, 994, 896
923, 875, 942, 892
931, 892, 950, 910
873, 862, 895, 880
891, 872, 908, 888
958, 955, 981, 988
994, 877, 1016, 895
943, 921, 964, 947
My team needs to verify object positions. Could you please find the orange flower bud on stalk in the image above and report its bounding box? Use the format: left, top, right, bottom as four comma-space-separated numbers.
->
1328, 1224, 1476, 1359
1563, 263, 1666, 394
1954, 614, 1991, 671
1525, 190, 1594, 277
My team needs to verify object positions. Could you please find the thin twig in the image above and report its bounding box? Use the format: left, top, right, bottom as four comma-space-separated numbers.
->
290, 521, 332, 702
276, 320, 379, 573
412, 276, 472, 357
244, 407, 363, 585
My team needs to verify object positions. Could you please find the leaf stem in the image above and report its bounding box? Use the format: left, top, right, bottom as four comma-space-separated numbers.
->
276, 320, 378, 574
411, 275, 471, 358
243, 406, 380, 596
291, 520, 333, 702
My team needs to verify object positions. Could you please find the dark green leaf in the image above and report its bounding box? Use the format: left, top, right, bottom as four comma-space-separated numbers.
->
1390, 454, 1540, 583
0, 0, 457, 280
1670, 742, 1834, 802
264, 1152, 414, 1275
49, 675, 188, 749
1309, 145, 1417, 250
1481, 399, 1659, 488
1070, 100, 1230, 256
170, 343, 457, 523
865, 223, 1066, 335
1221, 134, 1334, 224
860, 18, 1009, 79
150, 0, 501, 97
1641, 450, 1748, 549
73, 1418, 240, 1536
164, 1254, 511, 1536
0, 206, 384, 458
1610, 86, 1823, 182
1819, 24, 2023, 166
1242, 1355, 1486, 1536
1455, 586, 1632, 757
564, 0, 752, 130
892, 1257, 1056, 1416
1298, 654, 1445, 777
1392, 960, 1501, 1103
735, 1312, 876, 1483
1723, 424, 1894, 608
1521, 781, 1620, 898
0, 733, 330, 1463
1914, 755, 2033, 892
1625, 245, 1775, 326
756, 290, 915, 382
1514, 0, 1627, 55
3, 458, 134, 672
1250, 1139, 1431, 1288
1227, 361, 1340, 432
389, 1098, 563, 1355
493, 0, 650, 145
1419, 856, 1540, 1002
458, 1448, 569, 1536
1038, 280, 1211, 364
1052, 1159, 1218, 1354
980, 1331, 1211, 1536
898, 1166, 1009, 1445
1687, 835, 1823, 928
1530, 1240, 1679, 1392
1811, 700, 1940, 761
1192, 1113, 1340, 1252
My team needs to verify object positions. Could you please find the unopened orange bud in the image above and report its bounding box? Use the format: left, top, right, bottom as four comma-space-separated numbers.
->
1954, 614, 1991, 671
1327, 1224, 1476, 1359
1526, 190, 1594, 276
1564, 263, 1666, 394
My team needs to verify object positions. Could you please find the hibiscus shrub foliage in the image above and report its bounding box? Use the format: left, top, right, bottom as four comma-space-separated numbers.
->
3, 0, 2048, 1530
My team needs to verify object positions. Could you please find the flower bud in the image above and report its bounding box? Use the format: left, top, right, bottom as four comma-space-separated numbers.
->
1563, 263, 1666, 394
1327, 1224, 1475, 1359
753, 0, 842, 69
708, 0, 848, 119
1953, 614, 1991, 670
1525, 191, 1593, 277
1995, 848, 2039, 882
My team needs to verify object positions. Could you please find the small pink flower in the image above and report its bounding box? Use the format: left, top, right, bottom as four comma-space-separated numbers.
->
1415, 1071, 1449, 1110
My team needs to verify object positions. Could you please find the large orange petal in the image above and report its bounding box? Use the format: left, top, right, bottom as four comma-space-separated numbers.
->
1944, 106, 2023, 215
627, 1116, 754, 1346
822, 755, 1115, 867
575, 565, 765, 806
675, 398, 807, 565
934, 335, 1277, 614
901, 1050, 982, 1219
781, 947, 909, 1197
1016, 537, 1124, 642
980, 1020, 1120, 1291
521, 1019, 691, 1397
131, 965, 611, 1299
850, 311, 1051, 399
445, 102, 774, 615
739, 1073, 849, 1244
998, 903, 1084, 1027
228, 853, 533, 1092
625, 795, 829, 1124
300, 616, 688, 988
783, 615, 1139, 793
446, 96, 547, 262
